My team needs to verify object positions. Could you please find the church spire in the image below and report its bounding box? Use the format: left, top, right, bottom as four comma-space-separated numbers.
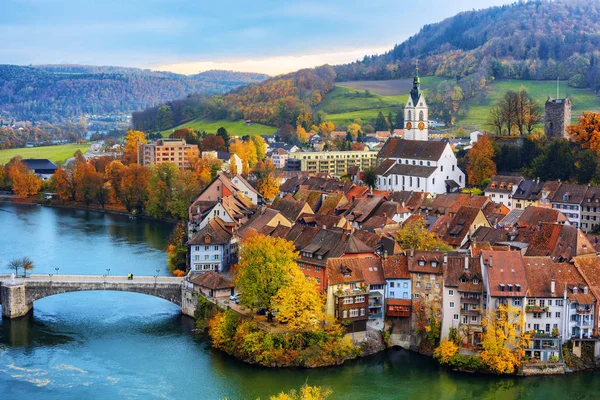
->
410, 59, 421, 106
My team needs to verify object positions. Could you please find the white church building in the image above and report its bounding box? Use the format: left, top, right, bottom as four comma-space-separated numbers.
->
375, 68, 465, 194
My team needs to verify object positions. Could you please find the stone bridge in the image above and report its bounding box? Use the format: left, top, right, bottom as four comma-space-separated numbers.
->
0, 274, 183, 318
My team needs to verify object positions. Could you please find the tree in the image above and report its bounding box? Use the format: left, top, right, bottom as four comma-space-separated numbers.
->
577, 149, 599, 184
532, 139, 575, 181
251, 135, 267, 160
347, 123, 361, 139
397, 217, 452, 251
272, 269, 325, 332
319, 121, 335, 136
375, 111, 389, 131
146, 163, 179, 219
296, 125, 309, 144
201, 134, 226, 152
171, 128, 199, 145
105, 160, 126, 202
253, 159, 281, 199
487, 105, 504, 136
466, 134, 497, 186
229, 155, 238, 176
480, 304, 529, 374
156, 105, 173, 131
124, 130, 147, 164
362, 166, 378, 189
52, 167, 75, 201
119, 164, 150, 213
216, 127, 230, 147
6, 157, 42, 197
569, 112, 600, 154
233, 233, 299, 312
21, 256, 34, 277
269, 385, 332, 400
166, 222, 187, 274
434, 339, 459, 364
73, 161, 102, 206
8, 258, 20, 276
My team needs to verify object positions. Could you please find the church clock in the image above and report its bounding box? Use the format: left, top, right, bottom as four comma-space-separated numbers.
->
406, 122, 412, 130
418, 121, 425, 130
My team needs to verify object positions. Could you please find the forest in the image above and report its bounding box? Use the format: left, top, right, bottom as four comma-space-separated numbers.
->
0, 65, 268, 123
334, 0, 600, 91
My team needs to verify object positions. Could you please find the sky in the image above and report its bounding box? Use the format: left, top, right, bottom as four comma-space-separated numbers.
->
2, 0, 512, 76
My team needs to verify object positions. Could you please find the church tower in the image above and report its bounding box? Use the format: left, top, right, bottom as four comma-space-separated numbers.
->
404, 65, 428, 141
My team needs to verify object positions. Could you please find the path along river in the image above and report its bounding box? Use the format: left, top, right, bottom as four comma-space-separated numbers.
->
1, 203, 600, 399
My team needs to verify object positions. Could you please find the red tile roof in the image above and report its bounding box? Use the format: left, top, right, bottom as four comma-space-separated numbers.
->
382, 255, 410, 279
481, 250, 528, 297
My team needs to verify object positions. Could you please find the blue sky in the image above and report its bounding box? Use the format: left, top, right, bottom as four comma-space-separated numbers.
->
2, 0, 512, 75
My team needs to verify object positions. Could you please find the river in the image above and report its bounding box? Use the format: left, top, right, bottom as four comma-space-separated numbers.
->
1, 203, 600, 399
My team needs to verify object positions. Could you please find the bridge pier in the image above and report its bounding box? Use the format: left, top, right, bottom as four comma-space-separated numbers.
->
1, 284, 33, 319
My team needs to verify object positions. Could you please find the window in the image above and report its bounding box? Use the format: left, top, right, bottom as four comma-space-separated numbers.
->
546, 312, 551, 318
194, 246, 199, 251
453, 314, 459, 320
205, 245, 209, 251
213, 254, 219, 260
435, 283, 439, 289
462, 316, 468, 324
403, 282, 408, 288
360, 308, 365, 316
204, 255, 209, 260
473, 279, 479, 284
548, 300, 552, 306
533, 312, 542, 319
449, 289, 454, 296
528, 299, 536, 306
214, 246, 218, 251
355, 295, 365, 303
539, 300, 545, 307
390, 282, 395, 288
430, 274, 436, 280
349, 309, 359, 318
450, 302, 455, 308
413, 294, 420, 299
472, 316, 477, 322
556, 312, 561, 318
342, 310, 348, 319
403, 292, 408, 299
513, 299, 521, 306
390, 291, 395, 297
417, 273, 422, 278
425, 283, 431, 290
314, 266, 321, 273
416, 282, 421, 287
343, 297, 353, 305
556, 300, 564, 306
534, 324, 540, 331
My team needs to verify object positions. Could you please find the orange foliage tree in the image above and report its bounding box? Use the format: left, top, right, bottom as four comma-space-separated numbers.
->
568, 112, 600, 154
52, 167, 75, 201
466, 134, 497, 186
5, 157, 42, 197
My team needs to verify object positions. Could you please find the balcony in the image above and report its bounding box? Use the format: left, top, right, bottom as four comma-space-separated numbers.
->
526, 305, 549, 313
576, 307, 593, 314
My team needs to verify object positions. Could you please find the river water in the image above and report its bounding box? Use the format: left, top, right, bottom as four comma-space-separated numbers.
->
1, 203, 600, 399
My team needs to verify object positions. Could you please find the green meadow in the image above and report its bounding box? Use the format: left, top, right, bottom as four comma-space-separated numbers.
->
161, 119, 277, 138
0, 143, 89, 165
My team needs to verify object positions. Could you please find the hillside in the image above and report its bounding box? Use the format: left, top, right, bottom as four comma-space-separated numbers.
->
335, 0, 600, 90
0, 65, 268, 123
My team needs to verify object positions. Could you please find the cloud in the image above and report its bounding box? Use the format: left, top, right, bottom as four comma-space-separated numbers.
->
152, 46, 392, 76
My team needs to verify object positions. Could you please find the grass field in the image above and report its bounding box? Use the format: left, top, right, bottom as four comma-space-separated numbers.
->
322, 77, 444, 127
161, 119, 277, 138
0, 143, 89, 165
458, 79, 600, 128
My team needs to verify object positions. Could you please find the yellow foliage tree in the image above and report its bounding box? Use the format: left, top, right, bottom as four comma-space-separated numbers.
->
123, 130, 147, 164
229, 156, 238, 176
296, 125, 309, 144
269, 385, 332, 400
480, 304, 529, 374
251, 135, 267, 161
272, 269, 325, 332
347, 123, 362, 139
396, 217, 452, 251
434, 339, 459, 364
319, 121, 335, 137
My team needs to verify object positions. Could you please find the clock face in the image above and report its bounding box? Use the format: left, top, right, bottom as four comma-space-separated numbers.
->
418, 122, 425, 130
406, 122, 412, 130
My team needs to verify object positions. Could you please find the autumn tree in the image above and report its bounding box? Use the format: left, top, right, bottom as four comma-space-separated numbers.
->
146, 162, 179, 219
105, 160, 126, 203
319, 121, 335, 137
124, 130, 147, 164
233, 233, 299, 312
434, 339, 459, 364
253, 159, 281, 199
269, 385, 332, 400
6, 157, 42, 197
272, 269, 325, 332
73, 161, 102, 206
119, 164, 150, 213
569, 112, 600, 154
169, 169, 201, 220
171, 128, 199, 145
52, 167, 75, 201
229, 155, 238, 176
397, 217, 452, 251
201, 134, 226, 152
480, 304, 529, 374
166, 222, 188, 274
347, 123, 362, 139
230, 138, 258, 168
296, 125, 309, 144
251, 135, 267, 160
466, 134, 497, 187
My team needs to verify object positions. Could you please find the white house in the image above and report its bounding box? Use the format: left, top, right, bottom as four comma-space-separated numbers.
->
483, 175, 524, 210
375, 139, 465, 194
269, 148, 289, 169
188, 217, 238, 273
231, 174, 261, 205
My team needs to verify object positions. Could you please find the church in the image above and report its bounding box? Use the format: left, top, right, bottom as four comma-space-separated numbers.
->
375, 67, 465, 194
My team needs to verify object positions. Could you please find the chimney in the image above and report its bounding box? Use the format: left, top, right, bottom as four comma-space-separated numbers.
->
410, 249, 414, 259
446, 222, 450, 230
551, 279, 556, 295
584, 286, 589, 294
489, 254, 493, 268
383, 250, 388, 259
197, 206, 200, 214
443, 253, 448, 264
464, 254, 469, 270
383, 212, 387, 218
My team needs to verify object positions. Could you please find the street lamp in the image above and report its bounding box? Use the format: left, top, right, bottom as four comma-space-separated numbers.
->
106, 268, 110, 276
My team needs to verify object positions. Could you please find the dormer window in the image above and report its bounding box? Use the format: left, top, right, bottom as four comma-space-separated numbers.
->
500, 284, 506, 292
473, 279, 479, 284
515, 284, 521, 292
508, 284, 513, 292
460, 278, 467, 283
563, 193, 570, 202
431, 261, 438, 267
573, 286, 578, 294
584, 286, 589, 294
418, 260, 425, 267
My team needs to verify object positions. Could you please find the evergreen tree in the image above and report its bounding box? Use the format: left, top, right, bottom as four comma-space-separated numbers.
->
375, 111, 388, 131
216, 127, 230, 147
388, 111, 394, 130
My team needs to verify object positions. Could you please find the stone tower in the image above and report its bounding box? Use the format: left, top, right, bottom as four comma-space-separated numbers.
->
544, 97, 572, 139
404, 66, 428, 141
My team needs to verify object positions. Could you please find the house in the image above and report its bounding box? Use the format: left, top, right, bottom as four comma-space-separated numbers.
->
294, 189, 323, 212
317, 192, 349, 215
192, 173, 241, 203
483, 175, 524, 210
361, 258, 386, 320
581, 186, 600, 232
523, 256, 595, 343
189, 272, 234, 298
375, 138, 465, 194
271, 195, 314, 222
269, 148, 289, 169
518, 224, 595, 262
550, 183, 587, 228
326, 257, 370, 339
201, 152, 243, 174
237, 208, 292, 238
480, 250, 528, 312
22, 159, 58, 180
573, 254, 600, 338
441, 254, 484, 347
188, 192, 257, 234
270, 142, 299, 153
382, 255, 411, 318
408, 250, 445, 303
297, 213, 351, 230
430, 206, 491, 249
343, 192, 389, 229
188, 217, 238, 273
231, 174, 261, 205
287, 150, 378, 176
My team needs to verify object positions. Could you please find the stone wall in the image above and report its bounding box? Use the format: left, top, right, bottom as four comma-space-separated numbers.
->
0, 284, 32, 318
521, 363, 566, 376
181, 285, 198, 318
